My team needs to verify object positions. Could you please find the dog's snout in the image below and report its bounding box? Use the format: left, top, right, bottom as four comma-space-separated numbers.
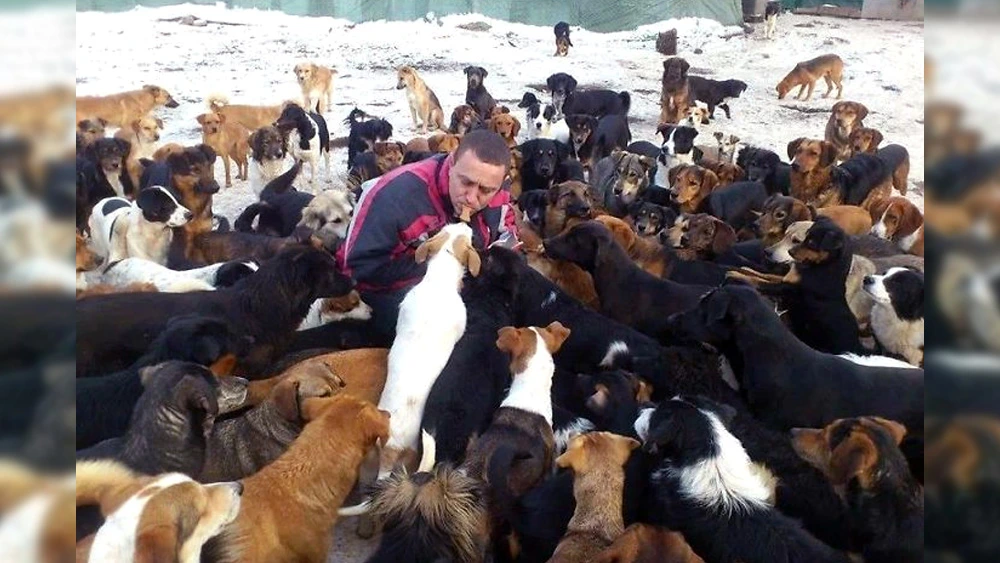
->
790, 163, 800, 172
233, 481, 244, 496
184, 211, 193, 220
863, 275, 875, 286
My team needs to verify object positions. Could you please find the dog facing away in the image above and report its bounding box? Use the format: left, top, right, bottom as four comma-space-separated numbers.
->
464, 65, 498, 120
197, 111, 250, 187
776, 54, 845, 100
396, 66, 445, 133
554, 21, 573, 56
293, 61, 336, 114
76, 84, 179, 128
863, 267, 924, 366
275, 103, 330, 191
639, 395, 850, 563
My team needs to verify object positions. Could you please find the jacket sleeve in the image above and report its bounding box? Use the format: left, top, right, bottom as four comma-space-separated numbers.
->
345, 187, 425, 290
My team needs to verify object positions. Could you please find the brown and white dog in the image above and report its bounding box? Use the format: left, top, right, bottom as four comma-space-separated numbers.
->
870, 196, 924, 257
775, 54, 844, 101
293, 62, 337, 114
247, 125, 288, 194
548, 431, 640, 563
660, 57, 691, 125
76, 85, 179, 128
75, 460, 241, 563
787, 137, 838, 207
396, 66, 445, 134
825, 101, 869, 161
196, 112, 250, 187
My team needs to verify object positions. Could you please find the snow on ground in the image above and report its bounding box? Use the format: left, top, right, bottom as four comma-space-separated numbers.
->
76, 6, 924, 560
77, 4, 925, 225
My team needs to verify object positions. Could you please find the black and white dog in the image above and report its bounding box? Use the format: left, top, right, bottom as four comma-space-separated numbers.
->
344, 107, 393, 171
765, 1, 781, 40
247, 125, 288, 196
654, 124, 699, 187
863, 267, 924, 366
518, 92, 570, 143
87, 186, 191, 265
687, 77, 748, 120
636, 396, 850, 563
275, 103, 330, 192
546, 72, 630, 119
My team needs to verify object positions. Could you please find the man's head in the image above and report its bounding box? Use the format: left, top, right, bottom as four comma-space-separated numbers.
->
449, 130, 511, 219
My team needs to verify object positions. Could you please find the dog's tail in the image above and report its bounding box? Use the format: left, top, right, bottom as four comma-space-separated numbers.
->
618, 91, 632, 115
213, 214, 231, 233
234, 202, 266, 233
262, 159, 302, 196
76, 459, 140, 509
205, 92, 230, 112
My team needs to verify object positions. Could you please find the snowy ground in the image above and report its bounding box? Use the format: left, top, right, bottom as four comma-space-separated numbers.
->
76, 5, 924, 561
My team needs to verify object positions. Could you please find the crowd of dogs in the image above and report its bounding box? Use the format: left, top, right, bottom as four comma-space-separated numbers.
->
74, 16, 926, 563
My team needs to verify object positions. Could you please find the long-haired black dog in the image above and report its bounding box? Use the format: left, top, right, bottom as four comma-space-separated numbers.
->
345, 108, 394, 170
737, 145, 791, 196
235, 160, 312, 237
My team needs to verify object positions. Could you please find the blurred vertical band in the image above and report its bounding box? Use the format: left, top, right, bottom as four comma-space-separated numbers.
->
925, 2, 1000, 561
0, 1, 77, 562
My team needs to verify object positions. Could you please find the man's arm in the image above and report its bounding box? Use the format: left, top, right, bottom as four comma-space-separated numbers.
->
345, 189, 425, 291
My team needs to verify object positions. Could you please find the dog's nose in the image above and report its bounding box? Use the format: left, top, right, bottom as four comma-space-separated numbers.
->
184, 211, 193, 220
233, 482, 244, 496
790, 163, 800, 172
863, 275, 874, 285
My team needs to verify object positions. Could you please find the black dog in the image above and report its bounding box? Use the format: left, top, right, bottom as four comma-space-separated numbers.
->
235, 160, 312, 237
703, 180, 769, 233
343, 108, 392, 170
77, 246, 353, 378
830, 144, 910, 205
628, 200, 677, 236
640, 395, 851, 563
543, 221, 708, 340
464, 66, 497, 120
76, 314, 249, 449
687, 76, 748, 119
77, 361, 248, 476
546, 72, 630, 118
517, 138, 572, 191
564, 113, 631, 166
78, 137, 136, 228
737, 145, 791, 196
666, 285, 924, 433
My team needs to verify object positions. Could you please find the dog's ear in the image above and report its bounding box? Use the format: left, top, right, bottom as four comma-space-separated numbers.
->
668, 164, 684, 188
479, 67, 488, 77
699, 168, 720, 195
454, 238, 482, 277
855, 103, 870, 121
870, 129, 884, 148
638, 155, 656, 172
555, 141, 570, 162
396, 141, 406, 154
547, 183, 562, 204
706, 289, 733, 324
819, 142, 838, 167
555, 436, 587, 471
131, 119, 142, 133
511, 116, 521, 137
866, 417, 908, 445
656, 123, 673, 141
612, 150, 628, 168
217, 112, 227, 124
713, 131, 724, 142
487, 117, 499, 133
567, 75, 578, 91
711, 221, 737, 256
196, 113, 207, 126
248, 130, 262, 162
272, 378, 302, 422
538, 321, 571, 354
787, 138, 805, 160
196, 143, 217, 163
679, 58, 690, 73
135, 525, 179, 563
463, 66, 474, 76
414, 230, 449, 264
496, 326, 526, 357
155, 117, 164, 129
868, 197, 890, 223
829, 431, 878, 485
805, 204, 818, 220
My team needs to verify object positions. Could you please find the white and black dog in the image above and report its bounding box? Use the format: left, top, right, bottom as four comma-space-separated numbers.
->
517, 92, 570, 143
637, 396, 850, 563
275, 103, 330, 192
654, 124, 699, 187
863, 267, 924, 366
765, 1, 781, 40
247, 125, 288, 196
87, 186, 191, 265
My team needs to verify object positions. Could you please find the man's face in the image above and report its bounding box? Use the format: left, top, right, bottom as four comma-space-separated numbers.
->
448, 151, 507, 219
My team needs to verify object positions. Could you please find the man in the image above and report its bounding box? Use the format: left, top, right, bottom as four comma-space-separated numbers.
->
340, 130, 518, 337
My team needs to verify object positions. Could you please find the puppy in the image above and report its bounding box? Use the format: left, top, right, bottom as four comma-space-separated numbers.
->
75, 460, 241, 563
547, 432, 640, 563
88, 186, 191, 264
764, 0, 781, 39
655, 125, 699, 187
848, 127, 884, 156
77, 84, 179, 128
554, 21, 573, 56
660, 57, 691, 124
449, 104, 484, 135
275, 103, 330, 191
113, 115, 162, 161
396, 66, 445, 133
869, 196, 923, 256
247, 126, 287, 195
672, 213, 737, 261
464, 65, 497, 120
197, 112, 250, 187
863, 267, 924, 366
788, 137, 837, 206
293, 61, 336, 114
776, 54, 845, 100
489, 112, 522, 148
792, 417, 922, 561
76, 117, 107, 148
686, 76, 748, 120
346, 110, 394, 170
206, 93, 285, 131
639, 395, 848, 563
825, 101, 869, 161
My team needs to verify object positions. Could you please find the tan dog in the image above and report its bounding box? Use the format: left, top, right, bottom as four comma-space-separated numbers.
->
787, 138, 837, 206
548, 432, 639, 563
206, 93, 285, 131
218, 395, 389, 563
825, 101, 869, 161
428, 133, 462, 154
848, 127, 883, 157
593, 215, 672, 278
196, 112, 250, 187
114, 115, 163, 161
76, 118, 107, 148
293, 62, 336, 114
870, 197, 924, 257
152, 142, 185, 162
776, 54, 844, 100
489, 113, 522, 148
77, 85, 179, 128
509, 148, 523, 199
373, 141, 406, 173
818, 205, 873, 236
670, 165, 719, 213
697, 157, 745, 185
659, 57, 691, 124
595, 523, 705, 563
396, 66, 445, 134
517, 212, 599, 309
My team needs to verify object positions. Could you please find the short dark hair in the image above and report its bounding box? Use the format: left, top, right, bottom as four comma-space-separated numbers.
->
454, 129, 511, 173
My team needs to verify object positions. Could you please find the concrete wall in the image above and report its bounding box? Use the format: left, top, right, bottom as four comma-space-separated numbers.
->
862, 0, 924, 20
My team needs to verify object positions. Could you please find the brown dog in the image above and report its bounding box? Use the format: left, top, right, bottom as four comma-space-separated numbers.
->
449, 104, 482, 134
489, 113, 521, 148
373, 141, 406, 173
548, 432, 639, 563
593, 215, 671, 278
544, 181, 596, 238
670, 165, 719, 214
216, 394, 389, 563
428, 132, 462, 154
660, 57, 691, 124
848, 127, 883, 157
196, 112, 250, 187
293, 61, 336, 114
787, 138, 837, 206
518, 212, 599, 309
869, 196, 924, 256
697, 157, 745, 185
76, 118, 107, 148
776, 54, 844, 100
825, 101, 869, 161
396, 66, 445, 133
756, 194, 871, 245
76, 84, 179, 128
672, 213, 737, 260
158, 144, 221, 236
595, 523, 705, 563
509, 148, 523, 199
207, 94, 285, 131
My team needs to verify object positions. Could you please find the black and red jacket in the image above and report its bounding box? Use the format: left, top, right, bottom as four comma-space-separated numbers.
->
339, 154, 517, 294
